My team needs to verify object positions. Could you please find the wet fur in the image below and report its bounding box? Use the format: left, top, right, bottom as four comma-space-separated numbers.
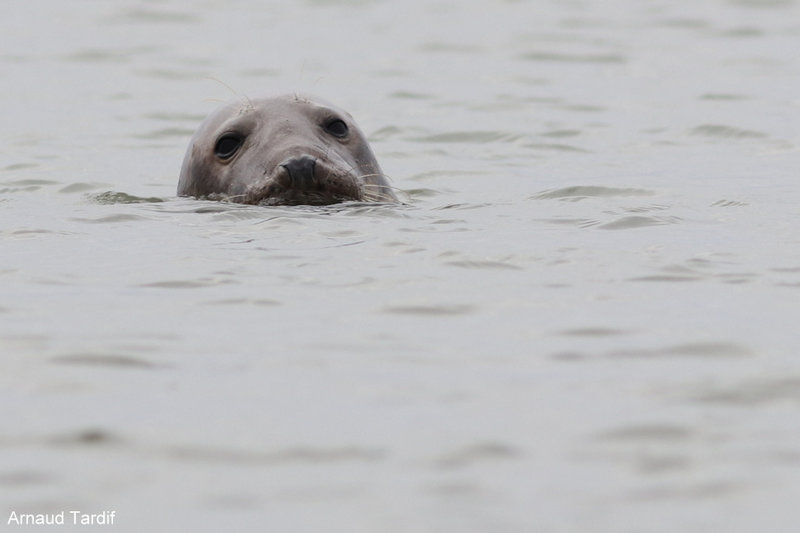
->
178, 94, 397, 206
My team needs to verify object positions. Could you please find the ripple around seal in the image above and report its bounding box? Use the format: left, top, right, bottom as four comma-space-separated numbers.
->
0, 179, 60, 193
404, 188, 443, 200
533, 186, 656, 200
72, 214, 150, 224
90, 191, 166, 204
59, 182, 112, 194
597, 215, 678, 230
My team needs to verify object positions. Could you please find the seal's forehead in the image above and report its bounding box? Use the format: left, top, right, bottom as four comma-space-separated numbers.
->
254, 94, 343, 115
195, 94, 357, 141
198, 96, 295, 127
192, 100, 248, 135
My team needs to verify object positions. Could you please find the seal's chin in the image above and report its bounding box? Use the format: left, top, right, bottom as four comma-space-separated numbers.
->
253, 188, 362, 206
241, 173, 363, 206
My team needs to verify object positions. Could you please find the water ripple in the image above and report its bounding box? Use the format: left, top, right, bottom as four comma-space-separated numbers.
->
445, 260, 523, 271
690, 376, 800, 405
48, 429, 125, 447
434, 442, 522, 469
609, 342, 753, 358
558, 327, 629, 337
533, 186, 656, 200
90, 191, 166, 204
140, 279, 235, 289
51, 353, 157, 368
412, 131, 525, 143
59, 182, 111, 194
519, 51, 627, 64
112, 7, 200, 24
382, 304, 475, 316
596, 424, 694, 442
167, 445, 386, 465
690, 124, 768, 139
598, 215, 679, 230
0, 179, 60, 193
71, 214, 150, 224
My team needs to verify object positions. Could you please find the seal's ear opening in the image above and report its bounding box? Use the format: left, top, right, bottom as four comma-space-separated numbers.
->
215, 134, 244, 160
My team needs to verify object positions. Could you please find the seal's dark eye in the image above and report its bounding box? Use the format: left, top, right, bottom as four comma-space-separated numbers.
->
324, 119, 349, 138
215, 134, 243, 159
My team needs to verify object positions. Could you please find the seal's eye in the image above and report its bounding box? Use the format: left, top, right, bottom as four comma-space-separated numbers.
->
324, 119, 349, 138
215, 134, 243, 159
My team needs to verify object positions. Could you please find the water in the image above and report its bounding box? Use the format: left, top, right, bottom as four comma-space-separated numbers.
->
2, 1, 799, 531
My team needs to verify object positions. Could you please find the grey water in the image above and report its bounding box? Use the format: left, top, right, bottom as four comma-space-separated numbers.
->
2, 1, 800, 531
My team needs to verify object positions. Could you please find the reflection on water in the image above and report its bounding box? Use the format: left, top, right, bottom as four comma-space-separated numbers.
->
91, 191, 166, 204
1, 0, 799, 531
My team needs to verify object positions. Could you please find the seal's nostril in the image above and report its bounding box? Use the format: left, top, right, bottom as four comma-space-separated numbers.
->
281, 156, 317, 190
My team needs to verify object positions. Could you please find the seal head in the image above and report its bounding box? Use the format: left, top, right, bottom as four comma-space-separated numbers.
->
178, 95, 397, 205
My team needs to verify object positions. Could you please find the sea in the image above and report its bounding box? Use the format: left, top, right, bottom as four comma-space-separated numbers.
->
1, 1, 799, 531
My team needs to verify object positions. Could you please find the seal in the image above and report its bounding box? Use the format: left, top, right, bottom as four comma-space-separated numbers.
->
178, 94, 397, 205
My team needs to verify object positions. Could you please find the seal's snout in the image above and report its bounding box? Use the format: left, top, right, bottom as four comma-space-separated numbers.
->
280, 156, 317, 190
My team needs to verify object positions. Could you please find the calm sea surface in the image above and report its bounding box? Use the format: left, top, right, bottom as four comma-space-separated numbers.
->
2, 1, 799, 531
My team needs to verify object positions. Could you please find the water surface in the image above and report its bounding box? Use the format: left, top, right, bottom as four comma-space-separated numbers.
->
2, 1, 800, 532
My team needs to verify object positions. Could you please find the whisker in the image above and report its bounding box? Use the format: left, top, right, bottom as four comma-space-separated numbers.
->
359, 180, 403, 192
204, 77, 253, 111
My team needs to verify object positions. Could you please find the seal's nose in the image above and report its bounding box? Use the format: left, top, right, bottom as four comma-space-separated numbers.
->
281, 156, 317, 190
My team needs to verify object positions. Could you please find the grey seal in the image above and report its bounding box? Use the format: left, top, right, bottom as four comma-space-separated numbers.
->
178, 94, 397, 205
